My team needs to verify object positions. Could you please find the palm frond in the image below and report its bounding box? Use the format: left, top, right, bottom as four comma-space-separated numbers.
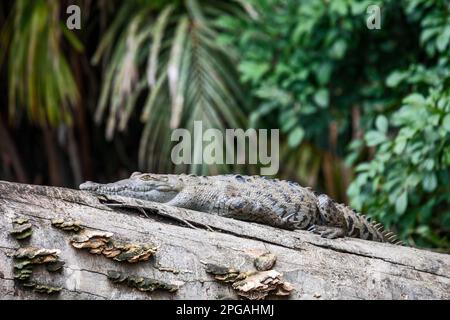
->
2, 0, 82, 126
147, 4, 174, 88
95, 0, 248, 174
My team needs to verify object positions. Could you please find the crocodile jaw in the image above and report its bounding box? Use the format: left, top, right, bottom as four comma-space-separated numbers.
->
79, 179, 178, 202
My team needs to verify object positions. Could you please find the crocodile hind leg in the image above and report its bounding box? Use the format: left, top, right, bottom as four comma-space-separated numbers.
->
309, 194, 347, 239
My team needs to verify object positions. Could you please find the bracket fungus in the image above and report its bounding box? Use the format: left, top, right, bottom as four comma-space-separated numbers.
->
232, 270, 294, 300
51, 218, 84, 232
10, 218, 33, 240
22, 280, 62, 294
13, 247, 64, 280
70, 230, 158, 263
13, 247, 64, 295
204, 262, 293, 300
204, 263, 244, 283
107, 270, 179, 293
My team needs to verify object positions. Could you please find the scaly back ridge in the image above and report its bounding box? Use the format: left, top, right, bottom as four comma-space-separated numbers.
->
336, 203, 403, 245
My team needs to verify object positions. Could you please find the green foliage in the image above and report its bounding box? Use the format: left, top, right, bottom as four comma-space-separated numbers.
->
219, 0, 419, 151
349, 87, 450, 248
347, 0, 450, 248
1, 0, 81, 126
221, 0, 450, 248
94, 0, 247, 174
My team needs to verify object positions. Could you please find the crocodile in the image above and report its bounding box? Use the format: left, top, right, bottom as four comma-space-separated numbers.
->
80, 173, 401, 244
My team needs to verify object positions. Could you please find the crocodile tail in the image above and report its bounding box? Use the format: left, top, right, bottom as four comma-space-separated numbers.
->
336, 203, 403, 245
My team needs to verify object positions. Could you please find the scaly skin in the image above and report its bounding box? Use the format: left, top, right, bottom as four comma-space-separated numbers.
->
80, 173, 402, 244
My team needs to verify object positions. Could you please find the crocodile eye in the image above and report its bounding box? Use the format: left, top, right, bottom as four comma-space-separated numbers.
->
131, 171, 142, 178
140, 174, 153, 181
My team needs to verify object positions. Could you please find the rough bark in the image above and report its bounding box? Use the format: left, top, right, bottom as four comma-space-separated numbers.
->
0, 181, 449, 300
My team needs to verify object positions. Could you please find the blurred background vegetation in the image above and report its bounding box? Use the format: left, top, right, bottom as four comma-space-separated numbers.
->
0, 0, 448, 250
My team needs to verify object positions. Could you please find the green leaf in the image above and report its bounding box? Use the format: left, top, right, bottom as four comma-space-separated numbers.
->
436, 27, 450, 52
422, 173, 437, 192
61, 24, 84, 52
425, 161, 435, 172
288, 127, 305, 148
355, 163, 370, 172
386, 71, 406, 87
316, 63, 332, 85
415, 226, 430, 236
394, 136, 407, 154
329, 39, 347, 59
330, 0, 348, 15
254, 86, 292, 105
351, 0, 372, 14
282, 117, 298, 133
375, 115, 388, 133
239, 61, 270, 84
395, 191, 408, 215
406, 173, 421, 188
365, 130, 386, 146
442, 114, 450, 132
420, 27, 439, 45
403, 93, 426, 107
313, 89, 329, 108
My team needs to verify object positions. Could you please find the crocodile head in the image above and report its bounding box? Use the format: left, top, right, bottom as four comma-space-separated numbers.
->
79, 172, 182, 202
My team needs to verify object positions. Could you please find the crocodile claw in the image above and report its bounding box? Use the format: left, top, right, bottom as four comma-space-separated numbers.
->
309, 225, 346, 239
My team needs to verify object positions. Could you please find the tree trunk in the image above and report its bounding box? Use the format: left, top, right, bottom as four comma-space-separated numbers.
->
0, 181, 449, 300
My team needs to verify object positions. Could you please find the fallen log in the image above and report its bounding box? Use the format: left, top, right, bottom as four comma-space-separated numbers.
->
0, 181, 448, 300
